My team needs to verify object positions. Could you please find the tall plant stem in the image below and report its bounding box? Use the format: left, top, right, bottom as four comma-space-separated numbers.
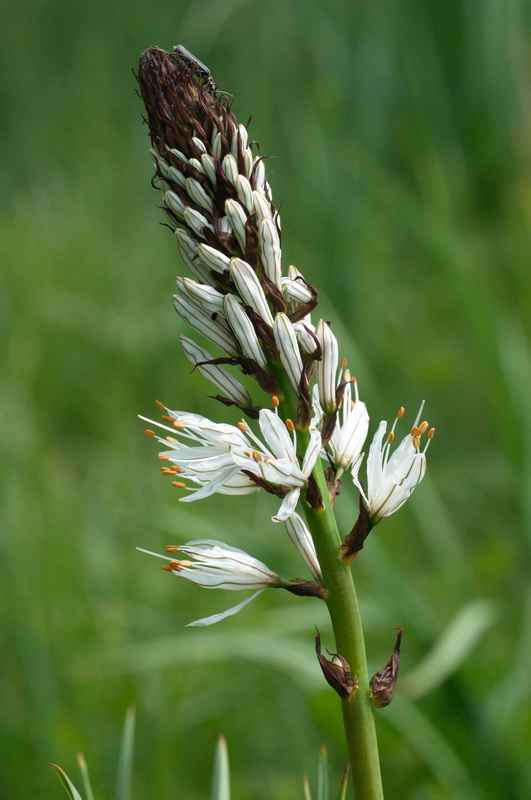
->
304, 459, 384, 800
271, 368, 383, 797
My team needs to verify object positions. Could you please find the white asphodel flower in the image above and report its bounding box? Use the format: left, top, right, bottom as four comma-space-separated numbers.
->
354, 403, 434, 523
284, 512, 322, 581
138, 539, 281, 626
140, 406, 322, 522
329, 371, 369, 477
312, 370, 369, 478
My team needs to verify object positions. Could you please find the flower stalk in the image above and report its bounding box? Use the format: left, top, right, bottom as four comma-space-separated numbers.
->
136, 45, 434, 799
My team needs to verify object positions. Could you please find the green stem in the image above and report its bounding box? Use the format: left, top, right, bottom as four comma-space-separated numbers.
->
304, 459, 384, 800
268, 365, 383, 795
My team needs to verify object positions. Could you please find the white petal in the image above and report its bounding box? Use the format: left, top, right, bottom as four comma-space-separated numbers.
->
186, 589, 265, 626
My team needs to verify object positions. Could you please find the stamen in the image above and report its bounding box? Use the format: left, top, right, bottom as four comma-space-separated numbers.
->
272, 396, 280, 408
165, 436, 179, 443
285, 419, 295, 432
387, 432, 395, 444
171, 481, 186, 488
173, 421, 187, 429
238, 421, 249, 432
413, 435, 421, 449
252, 449, 262, 462
158, 454, 170, 460
341, 357, 348, 370
411, 426, 419, 437
162, 415, 173, 422
155, 400, 165, 409
428, 427, 435, 439
397, 406, 405, 419
145, 429, 155, 437
161, 564, 173, 571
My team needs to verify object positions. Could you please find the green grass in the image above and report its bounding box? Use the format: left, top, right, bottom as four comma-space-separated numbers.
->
1, 0, 530, 797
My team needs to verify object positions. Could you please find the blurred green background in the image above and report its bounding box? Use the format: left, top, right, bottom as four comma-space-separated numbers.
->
1, 0, 530, 797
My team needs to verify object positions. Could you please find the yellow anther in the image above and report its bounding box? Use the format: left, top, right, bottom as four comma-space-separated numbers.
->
165, 435, 179, 443
413, 435, 421, 449
428, 427, 435, 439
411, 426, 419, 437
418, 421, 429, 435
238, 421, 249, 432
344, 368, 351, 382
387, 431, 395, 444
252, 449, 262, 462
173, 420, 187, 429
397, 406, 405, 418
285, 418, 295, 432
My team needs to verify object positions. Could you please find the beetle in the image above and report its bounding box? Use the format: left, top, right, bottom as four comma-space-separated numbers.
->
172, 45, 215, 90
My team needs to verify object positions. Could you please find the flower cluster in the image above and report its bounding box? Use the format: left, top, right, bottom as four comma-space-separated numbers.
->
137, 47, 434, 623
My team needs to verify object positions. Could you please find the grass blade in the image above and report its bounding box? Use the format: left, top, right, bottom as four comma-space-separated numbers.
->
49, 764, 84, 800
210, 734, 230, 800
116, 706, 136, 800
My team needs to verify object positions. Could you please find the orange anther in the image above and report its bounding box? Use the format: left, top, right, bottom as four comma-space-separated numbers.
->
413, 435, 421, 449
165, 436, 179, 443
387, 431, 395, 445
252, 449, 262, 462
159, 454, 170, 460
238, 421, 249, 432
161, 564, 173, 571
428, 427, 435, 439
171, 481, 186, 488
145, 429, 155, 437
165, 545, 180, 552
397, 406, 405, 418
285, 419, 295, 432
156, 400, 165, 409
272, 396, 280, 408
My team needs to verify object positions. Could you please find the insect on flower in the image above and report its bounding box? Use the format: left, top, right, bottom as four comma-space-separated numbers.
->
172, 44, 216, 91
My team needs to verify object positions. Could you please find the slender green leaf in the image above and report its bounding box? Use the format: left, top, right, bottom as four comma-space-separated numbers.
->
77, 753, 95, 800
337, 765, 350, 800
317, 744, 329, 800
303, 773, 313, 800
210, 734, 230, 800
49, 764, 85, 800
116, 706, 136, 800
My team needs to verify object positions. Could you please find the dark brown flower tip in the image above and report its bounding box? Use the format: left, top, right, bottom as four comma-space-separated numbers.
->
338, 495, 374, 563
315, 629, 359, 699
137, 46, 227, 156
369, 627, 403, 708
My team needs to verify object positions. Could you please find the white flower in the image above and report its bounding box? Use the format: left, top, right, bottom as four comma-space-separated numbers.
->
329, 374, 369, 475
354, 403, 434, 523
312, 372, 369, 477
138, 539, 280, 626
284, 512, 322, 580
232, 409, 322, 522
315, 320, 339, 413
140, 406, 322, 522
